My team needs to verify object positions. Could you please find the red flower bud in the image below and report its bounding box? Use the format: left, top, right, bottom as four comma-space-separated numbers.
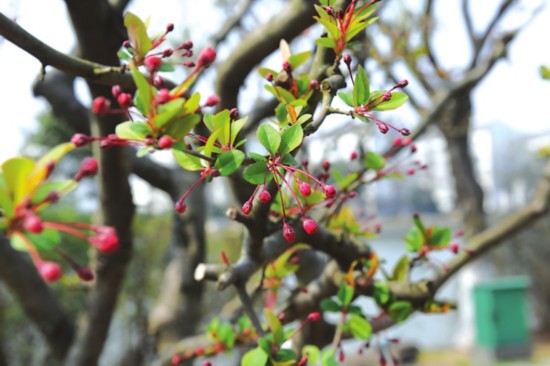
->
175, 201, 187, 214
282, 61, 291, 72
71, 133, 94, 147
259, 190, 271, 204
400, 128, 411, 136
298, 181, 311, 197
38, 261, 63, 283
75, 158, 99, 182
182, 40, 193, 50
145, 56, 162, 72
297, 357, 308, 366
241, 200, 253, 215
339, 350, 345, 362
322, 160, 330, 171
153, 75, 165, 88
283, 222, 295, 243
393, 137, 402, 146
302, 217, 317, 235
156, 89, 172, 104
77, 267, 95, 282
350, 151, 358, 160
204, 94, 220, 107
162, 48, 173, 58
343, 54, 352, 65
90, 226, 119, 254
377, 123, 389, 134
450, 242, 459, 254
196, 47, 216, 68
266, 73, 274, 82
166, 23, 174, 32
323, 185, 336, 199
158, 136, 174, 149
91, 96, 110, 115
117, 93, 133, 108
397, 79, 408, 88
307, 311, 321, 322
24, 212, 44, 233
309, 80, 319, 89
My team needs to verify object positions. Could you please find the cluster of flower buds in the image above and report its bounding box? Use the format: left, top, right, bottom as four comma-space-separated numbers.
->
240, 158, 338, 243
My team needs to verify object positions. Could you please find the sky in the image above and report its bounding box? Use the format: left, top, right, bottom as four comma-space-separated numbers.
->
1, 0, 550, 165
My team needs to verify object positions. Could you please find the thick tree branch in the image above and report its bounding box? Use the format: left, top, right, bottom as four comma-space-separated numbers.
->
0, 13, 133, 87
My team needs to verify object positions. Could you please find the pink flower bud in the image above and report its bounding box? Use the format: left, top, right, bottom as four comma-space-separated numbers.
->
400, 128, 411, 136
158, 136, 174, 149
153, 76, 165, 88
38, 261, 63, 283
323, 185, 336, 199
117, 93, 133, 108
266, 73, 274, 82
204, 94, 220, 107
166, 23, 174, 32
450, 242, 459, 254
283, 222, 295, 243
282, 61, 291, 72
350, 151, 358, 160
322, 160, 330, 171
298, 181, 311, 197
241, 200, 253, 215
307, 311, 321, 322
182, 40, 193, 50
111, 85, 121, 98
90, 226, 119, 254
297, 357, 308, 366
162, 49, 173, 58
75, 157, 99, 181
145, 56, 162, 72
23, 212, 44, 233
92, 96, 110, 115
259, 190, 271, 204
397, 79, 408, 88
156, 89, 172, 104
71, 133, 94, 147
343, 54, 352, 65
377, 123, 389, 134
175, 201, 187, 213
302, 217, 317, 235
196, 47, 216, 69
309, 80, 319, 89
393, 137, 402, 146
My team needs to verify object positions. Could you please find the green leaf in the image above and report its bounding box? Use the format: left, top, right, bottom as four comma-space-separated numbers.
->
320, 298, 341, 312
404, 226, 423, 252
287, 51, 311, 70
243, 162, 270, 185
231, 117, 248, 146
136, 146, 154, 157
279, 124, 303, 156
373, 91, 408, 111
364, 151, 385, 171
338, 92, 354, 107
115, 121, 152, 141
258, 67, 278, 79
265, 308, 284, 346
131, 68, 152, 116
391, 255, 410, 281
173, 150, 203, 171
215, 150, 245, 176
242, 347, 269, 366
428, 227, 452, 247
315, 37, 336, 49
213, 110, 231, 146
353, 65, 370, 107
389, 301, 413, 322
12, 228, 61, 251
321, 348, 338, 366
302, 345, 320, 364
2, 157, 35, 206
337, 282, 354, 307
0, 174, 14, 218
152, 99, 185, 129
373, 282, 391, 306
257, 123, 281, 155
248, 152, 267, 162
540, 65, 550, 80
123, 12, 152, 58
348, 314, 372, 340
31, 180, 75, 205
164, 114, 201, 139
265, 85, 296, 103
273, 348, 296, 364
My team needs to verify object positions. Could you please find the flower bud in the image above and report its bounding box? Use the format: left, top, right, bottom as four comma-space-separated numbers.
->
302, 217, 317, 235
38, 261, 63, 283
24, 212, 44, 233
298, 181, 311, 197
204, 94, 220, 107
91, 96, 110, 115
259, 190, 271, 204
241, 200, 253, 215
196, 47, 216, 68
75, 158, 99, 182
145, 56, 162, 72
323, 185, 336, 199
283, 221, 295, 243
158, 136, 174, 149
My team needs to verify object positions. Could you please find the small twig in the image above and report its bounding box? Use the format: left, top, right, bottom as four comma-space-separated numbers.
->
235, 284, 266, 336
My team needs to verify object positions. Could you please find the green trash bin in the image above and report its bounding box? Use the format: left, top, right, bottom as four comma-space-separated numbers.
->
473, 276, 532, 360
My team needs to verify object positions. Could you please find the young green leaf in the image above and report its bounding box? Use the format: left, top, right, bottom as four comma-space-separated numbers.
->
391, 255, 410, 281
257, 123, 281, 155
242, 347, 269, 366
337, 282, 354, 307
215, 150, 245, 176
389, 301, 414, 322
264, 308, 285, 346
279, 124, 303, 156
115, 121, 153, 141
131, 68, 152, 116
404, 226, 423, 252
338, 92, 354, 107
2, 157, 35, 206
428, 227, 452, 247
373, 282, 391, 306
320, 298, 342, 313
123, 12, 152, 57
172, 150, 203, 171
353, 65, 370, 107
364, 151, 385, 171
287, 51, 311, 70
243, 162, 271, 185
374, 91, 408, 111
348, 314, 372, 340
302, 345, 320, 364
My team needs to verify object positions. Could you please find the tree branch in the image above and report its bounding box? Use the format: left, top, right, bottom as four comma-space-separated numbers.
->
0, 234, 75, 361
